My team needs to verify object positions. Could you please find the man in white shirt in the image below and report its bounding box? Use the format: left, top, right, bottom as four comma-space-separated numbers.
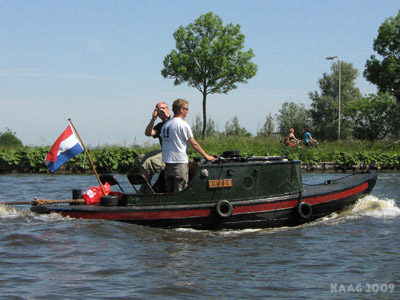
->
160, 98, 215, 193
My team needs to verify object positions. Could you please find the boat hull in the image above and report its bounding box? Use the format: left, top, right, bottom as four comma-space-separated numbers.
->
31, 172, 377, 230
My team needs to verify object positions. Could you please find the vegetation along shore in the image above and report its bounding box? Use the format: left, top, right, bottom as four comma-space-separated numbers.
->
1, 135, 399, 174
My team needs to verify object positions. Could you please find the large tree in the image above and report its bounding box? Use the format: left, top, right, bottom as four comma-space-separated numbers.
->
161, 12, 258, 138
345, 93, 398, 140
364, 10, 400, 102
309, 61, 362, 140
276, 102, 310, 139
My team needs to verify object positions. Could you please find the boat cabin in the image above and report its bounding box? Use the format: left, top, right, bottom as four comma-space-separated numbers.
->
118, 153, 303, 206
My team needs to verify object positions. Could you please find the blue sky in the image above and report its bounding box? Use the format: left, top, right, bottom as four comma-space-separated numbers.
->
1, 0, 399, 146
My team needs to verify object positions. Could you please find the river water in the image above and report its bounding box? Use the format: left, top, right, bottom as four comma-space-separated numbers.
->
0, 172, 399, 300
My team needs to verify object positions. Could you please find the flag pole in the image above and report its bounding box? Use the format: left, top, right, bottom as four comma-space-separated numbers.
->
68, 118, 105, 194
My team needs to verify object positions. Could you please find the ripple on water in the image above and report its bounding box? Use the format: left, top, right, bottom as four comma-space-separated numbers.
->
0, 173, 398, 299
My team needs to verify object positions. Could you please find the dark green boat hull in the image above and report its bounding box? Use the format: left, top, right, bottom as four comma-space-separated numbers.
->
31, 157, 378, 230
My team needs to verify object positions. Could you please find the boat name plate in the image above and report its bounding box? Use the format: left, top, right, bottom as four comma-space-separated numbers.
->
208, 179, 233, 188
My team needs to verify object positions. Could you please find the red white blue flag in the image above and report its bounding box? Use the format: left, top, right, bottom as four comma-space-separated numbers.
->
44, 124, 84, 172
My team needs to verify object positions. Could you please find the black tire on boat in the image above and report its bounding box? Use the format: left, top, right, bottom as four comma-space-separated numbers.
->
215, 200, 233, 218
297, 202, 312, 219
100, 195, 120, 206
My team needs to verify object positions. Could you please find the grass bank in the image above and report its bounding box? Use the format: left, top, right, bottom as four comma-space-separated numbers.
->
0, 137, 399, 173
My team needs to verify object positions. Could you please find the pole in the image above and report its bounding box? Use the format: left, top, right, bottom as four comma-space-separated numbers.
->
68, 119, 106, 194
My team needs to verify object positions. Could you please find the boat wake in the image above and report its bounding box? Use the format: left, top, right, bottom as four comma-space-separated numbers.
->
349, 195, 400, 218
174, 227, 265, 236
0, 204, 66, 222
317, 195, 400, 226
0, 204, 28, 219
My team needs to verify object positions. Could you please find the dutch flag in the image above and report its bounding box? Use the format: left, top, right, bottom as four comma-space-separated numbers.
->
44, 124, 84, 172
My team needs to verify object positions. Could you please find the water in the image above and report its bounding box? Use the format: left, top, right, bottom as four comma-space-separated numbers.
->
0, 172, 399, 299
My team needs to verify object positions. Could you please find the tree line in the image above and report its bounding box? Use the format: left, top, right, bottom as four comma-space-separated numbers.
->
273, 60, 399, 142
162, 10, 400, 142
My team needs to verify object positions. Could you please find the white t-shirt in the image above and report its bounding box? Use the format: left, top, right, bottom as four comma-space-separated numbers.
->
160, 118, 193, 163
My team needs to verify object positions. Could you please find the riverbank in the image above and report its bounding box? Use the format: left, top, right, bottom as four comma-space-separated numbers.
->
1, 138, 399, 173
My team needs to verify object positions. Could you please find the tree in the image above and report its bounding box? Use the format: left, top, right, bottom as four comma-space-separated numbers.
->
309, 61, 362, 140
224, 116, 252, 137
257, 113, 275, 138
191, 114, 220, 139
276, 102, 310, 139
345, 93, 399, 140
161, 12, 258, 138
0, 128, 23, 148
364, 10, 400, 102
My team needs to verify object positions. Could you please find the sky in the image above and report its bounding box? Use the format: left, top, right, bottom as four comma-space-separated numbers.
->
1, 0, 399, 147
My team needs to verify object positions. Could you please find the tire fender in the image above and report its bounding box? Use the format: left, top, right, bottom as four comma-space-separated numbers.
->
298, 202, 312, 219
100, 195, 120, 206
215, 200, 233, 218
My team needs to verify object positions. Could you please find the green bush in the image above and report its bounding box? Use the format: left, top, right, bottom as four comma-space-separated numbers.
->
0, 128, 23, 148
0, 139, 399, 173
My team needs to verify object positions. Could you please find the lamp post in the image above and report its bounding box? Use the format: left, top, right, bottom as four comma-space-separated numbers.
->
326, 56, 341, 140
